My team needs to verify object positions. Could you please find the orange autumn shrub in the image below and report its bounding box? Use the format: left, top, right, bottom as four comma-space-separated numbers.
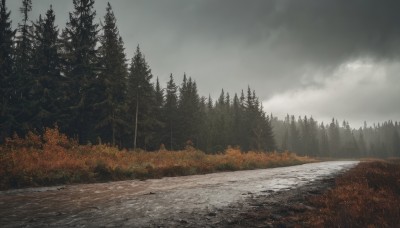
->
303, 160, 400, 227
0, 127, 314, 190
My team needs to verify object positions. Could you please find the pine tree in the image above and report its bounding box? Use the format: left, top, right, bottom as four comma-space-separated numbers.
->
259, 112, 276, 151
242, 87, 275, 151
213, 89, 230, 150
202, 94, 215, 152
127, 45, 155, 150
177, 74, 201, 148
163, 74, 178, 150
196, 95, 208, 151
319, 123, 330, 157
152, 77, 165, 149
289, 115, 300, 152
96, 2, 128, 146
14, 0, 33, 74
155, 78, 164, 109
341, 121, 358, 157
231, 93, 242, 148
328, 118, 341, 156
217, 89, 225, 106
61, 0, 100, 143
393, 130, 400, 157
308, 117, 319, 156
13, 0, 34, 133
30, 5, 63, 131
281, 129, 289, 151
357, 129, 367, 157
0, 0, 15, 141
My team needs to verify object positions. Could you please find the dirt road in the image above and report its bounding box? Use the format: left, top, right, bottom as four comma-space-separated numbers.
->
0, 161, 357, 227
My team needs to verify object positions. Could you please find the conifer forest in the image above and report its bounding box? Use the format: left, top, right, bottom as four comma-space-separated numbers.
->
1, 0, 399, 158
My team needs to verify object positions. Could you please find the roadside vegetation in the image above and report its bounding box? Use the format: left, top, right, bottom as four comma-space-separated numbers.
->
267, 160, 400, 227
304, 159, 400, 227
0, 127, 313, 190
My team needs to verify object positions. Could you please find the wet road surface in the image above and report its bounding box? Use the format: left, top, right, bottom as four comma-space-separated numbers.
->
0, 161, 358, 227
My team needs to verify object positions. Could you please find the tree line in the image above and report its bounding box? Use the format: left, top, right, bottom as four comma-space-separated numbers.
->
0, 0, 275, 152
271, 115, 400, 158
1, 0, 398, 157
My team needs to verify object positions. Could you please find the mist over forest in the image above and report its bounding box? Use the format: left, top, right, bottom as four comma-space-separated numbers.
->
1, 0, 399, 158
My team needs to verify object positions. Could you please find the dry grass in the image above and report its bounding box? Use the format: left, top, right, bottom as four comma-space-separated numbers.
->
303, 160, 400, 227
0, 127, 314, 190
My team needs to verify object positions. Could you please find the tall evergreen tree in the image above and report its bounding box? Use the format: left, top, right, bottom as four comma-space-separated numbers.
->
177, 75, 201, 148
61, 0, 100, 143
200, 94, 215, 152
341, 121, 358, 157
357, 129, 367, 157
212, 89, 231, 151
30, 5, 63, 131
319, 123, 330, 156
152, 77, 165, 149
289, 115, 300, 152
281, 129, 289, 151
308, 117, 319, 156
0, 0, 15, 141
97, 2, 128, 146
14, 0, 32, 74
231, 93, 242, 148
242, 87, 275, 151
328, 118, 341, 156
13, 0, 34, 133
127, 46, 155, 150
393, 130, 400, 157
163, 74, 178, 150
217, 89, 225, 106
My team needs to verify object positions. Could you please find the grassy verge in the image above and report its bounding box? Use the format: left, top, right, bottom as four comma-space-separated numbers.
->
301, 159, 400, 227
0, 127, 314, 190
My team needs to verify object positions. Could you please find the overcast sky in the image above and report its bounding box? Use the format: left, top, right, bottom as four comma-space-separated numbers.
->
6, 0, 400, 128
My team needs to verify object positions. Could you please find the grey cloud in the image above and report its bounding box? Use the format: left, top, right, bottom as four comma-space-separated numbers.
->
6, 0, 400, 123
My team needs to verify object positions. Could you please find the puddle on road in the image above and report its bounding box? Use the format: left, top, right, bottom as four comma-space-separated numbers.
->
0, 161, 358, 227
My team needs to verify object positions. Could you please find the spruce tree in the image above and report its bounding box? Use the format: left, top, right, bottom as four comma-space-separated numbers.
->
281, 129, 289, 151
196, 95, 208, 151
97, 2, 128, 146
61, 0, 100, 143
319, 123, 330, 157
341, 121, 358, 157
30, 5, 63, 131
14, 0, 33, 75
242, 87, 275, 151
201, 94, 215, 152
0, 0, 15, 141
13, 0, 34, 133
289, 115, 300, 152
177, 75, 201, 148
163, 74, 178, 150
217, 89, 225, 106
306, 117, 319, 156
328, 118, 341, 156
213, 89, 230, 151
152, 77, 165, 149
127, 46, 156, 150
393, 130, 400, 157
231, 93, 242, 146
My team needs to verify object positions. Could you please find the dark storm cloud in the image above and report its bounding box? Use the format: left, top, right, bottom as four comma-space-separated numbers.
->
117, 0, 400, 64
112, 0, 400, 97
9, 0, 400, 83
6, 0, 400, 125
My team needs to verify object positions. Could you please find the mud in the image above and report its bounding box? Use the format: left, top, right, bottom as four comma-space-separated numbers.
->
0, 161, 357, 227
